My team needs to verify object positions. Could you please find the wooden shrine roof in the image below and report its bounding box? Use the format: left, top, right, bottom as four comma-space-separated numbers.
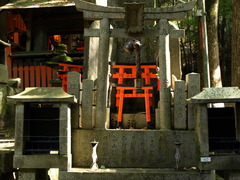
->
0, 0, 75, 9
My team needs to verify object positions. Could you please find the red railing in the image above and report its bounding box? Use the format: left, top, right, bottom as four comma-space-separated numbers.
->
8, 59, 54, 89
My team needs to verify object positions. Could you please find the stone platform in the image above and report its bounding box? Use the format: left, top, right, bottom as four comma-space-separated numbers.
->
59, 168, 211, 180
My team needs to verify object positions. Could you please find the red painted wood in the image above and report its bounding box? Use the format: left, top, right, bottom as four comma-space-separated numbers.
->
24, 66, 29, 88
41, 66, 47, 87
18, 63, 24, 89
35, 66, 41, 87
29, 66, 35, 87
5, 47, 12, 78
47, 66, 53, 87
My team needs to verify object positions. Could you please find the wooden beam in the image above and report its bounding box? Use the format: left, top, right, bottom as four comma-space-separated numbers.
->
84, 28, 185, 38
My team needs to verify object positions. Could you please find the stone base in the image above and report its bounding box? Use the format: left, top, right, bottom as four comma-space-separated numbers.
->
0, 151, 14, 173
110, 113, 155, 129
72, 129, 196, 168
59, 168, 212, 180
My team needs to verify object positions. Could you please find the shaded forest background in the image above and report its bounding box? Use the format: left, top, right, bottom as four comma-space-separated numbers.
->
176, 0, 232, 87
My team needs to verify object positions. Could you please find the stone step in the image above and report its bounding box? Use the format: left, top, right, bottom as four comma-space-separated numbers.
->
59, 168, 211, 180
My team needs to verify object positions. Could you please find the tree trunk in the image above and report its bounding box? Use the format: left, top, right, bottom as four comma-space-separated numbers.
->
206, 0, 222, 88
231, 0, 240, 87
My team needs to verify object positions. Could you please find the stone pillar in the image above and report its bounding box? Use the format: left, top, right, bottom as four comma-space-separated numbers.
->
68, 72, 81, 129
15, 103, 24, 156
195, 103, 209, 157
173, 80, 186, 129
95, 18, 110, 129
81, 79, 94, 129
186, 73, 200, 130
59, 103, 71, 169
158, 19, 172, 130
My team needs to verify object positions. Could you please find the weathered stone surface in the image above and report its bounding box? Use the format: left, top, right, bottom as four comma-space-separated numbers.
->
68, 72, 81, 128
111, 113, 148, 129
95, 18, 110, 130
14, 104, 24, 156
186, 73, 200, 130
68, 72, 81, 102
158, 19, 172, 130
189, 87, 240, 103
82, 79, 94, 129
18, 170, 36, 180
201, 155, 240, 171
14, 155, 68, 169
59, 104, 71, 156
194, 104, 209, 159
59, 168, 210, 180
72, 129, 196, 168
87, 21, 100, 81
0, 65, 8, 83
173, 80, 186, 129
7, 87, 77, 103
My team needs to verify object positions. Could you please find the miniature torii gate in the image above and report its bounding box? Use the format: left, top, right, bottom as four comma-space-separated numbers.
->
74, 0, 195, 130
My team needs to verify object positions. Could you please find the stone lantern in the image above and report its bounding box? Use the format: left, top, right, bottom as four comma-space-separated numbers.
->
8, 87, 76, 171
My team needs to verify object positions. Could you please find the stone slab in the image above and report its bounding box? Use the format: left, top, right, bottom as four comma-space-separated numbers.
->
72, 129, 196, 168
189, 87, 240, 103
186, 73, 200, 130
110, 113, 149, 129
201, 155, 240, 171
81, 79, 94, 129
59, 168, 211, 180
173, 80, 186, 129
7, 87, 77, 103
14, 155, 68, 169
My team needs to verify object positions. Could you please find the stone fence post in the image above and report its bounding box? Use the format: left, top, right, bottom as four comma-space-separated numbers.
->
68, 72, 81, 129
186, 73, 200, 130
81, 79, 94, 129
173, 80, 187, 129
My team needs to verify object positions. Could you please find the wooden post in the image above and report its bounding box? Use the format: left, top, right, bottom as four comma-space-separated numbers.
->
158, 19, 172, 130
95, 18, 110, 129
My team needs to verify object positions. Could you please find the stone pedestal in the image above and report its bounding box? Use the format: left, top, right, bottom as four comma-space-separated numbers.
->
18, 169, 48, 180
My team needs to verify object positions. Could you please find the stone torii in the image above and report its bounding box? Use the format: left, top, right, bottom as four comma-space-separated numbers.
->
74, 0, 195, 130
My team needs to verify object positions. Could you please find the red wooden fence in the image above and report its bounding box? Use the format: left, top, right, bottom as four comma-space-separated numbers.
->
8, 61, 54, 89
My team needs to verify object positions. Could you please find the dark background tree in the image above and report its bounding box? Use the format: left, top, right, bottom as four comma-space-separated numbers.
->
231, 0, 240, 87
206, 0, 222, 88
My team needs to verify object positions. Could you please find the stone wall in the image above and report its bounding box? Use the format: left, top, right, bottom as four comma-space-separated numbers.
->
72, 129, 197, 168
